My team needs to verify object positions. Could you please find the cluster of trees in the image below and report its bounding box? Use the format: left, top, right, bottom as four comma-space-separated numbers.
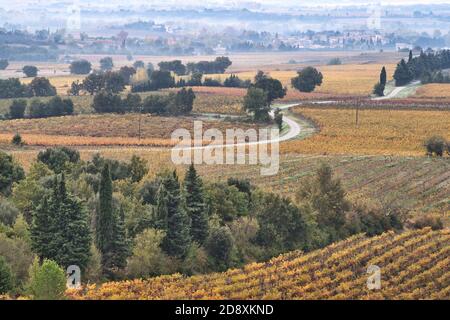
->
69, 68, 137, 96
0, 77, 56, 99
131, 70, 175, 92
421, 70, 450, 84
0, 149, 408, 297
69, 60, 92, 75
243, 71, 286, 122
291, 67, 323, 93
7, 96, 74, 119
157, 57, 232, 76
394, 49, 450, 86
177, 73, 252, 89
92, 88, 195, 116
69, 57, 115, 75
373, 66, 387, 97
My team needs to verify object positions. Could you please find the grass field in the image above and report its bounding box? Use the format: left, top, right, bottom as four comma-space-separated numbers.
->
282, 107, 450, 156
413, 84, 450, 100
205, 63, 397, 96
68, 228, 450, 300
21, 75, 86, 95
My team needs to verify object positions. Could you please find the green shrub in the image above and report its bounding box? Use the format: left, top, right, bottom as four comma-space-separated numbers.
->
11, 133, 24, 146
27, 258, 66, 300
424, 136, 447, 157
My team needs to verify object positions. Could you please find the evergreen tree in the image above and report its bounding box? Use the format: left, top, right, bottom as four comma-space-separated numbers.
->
393, 59, 414, 86
160, 171, 191, 258
31, 175, 91, 271
109, 208, 129, 272
184, 165, 208, 245
96, 164, 114, 257
96, 164, 129, 277
408, 50, 413, 63
380, 66, 387, 87
155, 182, 169, 230
297, 164, 350, 243
0, 256, 13, 294
31, 196, 55, 260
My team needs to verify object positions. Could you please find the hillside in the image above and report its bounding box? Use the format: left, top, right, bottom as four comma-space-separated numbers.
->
68, 228, 449, 300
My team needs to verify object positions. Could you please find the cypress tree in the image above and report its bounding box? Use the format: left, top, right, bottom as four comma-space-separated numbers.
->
96, 164, 129, 277
155, 182, 169, 230
96, 164, 114, 259
380, 66, 387, 87
161, 171, 191, 258
408, 50, 413, 63
184, 164, 208, 244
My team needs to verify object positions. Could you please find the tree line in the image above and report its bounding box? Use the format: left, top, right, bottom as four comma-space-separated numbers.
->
394, 49, 450, 86
7, 96, 74, 119
91, 88, 195, 116
0, 77, 56, 99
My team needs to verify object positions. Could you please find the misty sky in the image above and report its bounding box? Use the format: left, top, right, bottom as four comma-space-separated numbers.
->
3, 0, 450, 8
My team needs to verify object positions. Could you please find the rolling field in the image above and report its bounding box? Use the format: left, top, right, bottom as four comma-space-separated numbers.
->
197, 154, 450, 220
283, 107, 450, 156
67, 228, 450, 300
0, 113, 263, 146
413, 84, 450, 100
206, 63, 397, 96
21, 75, 86, 95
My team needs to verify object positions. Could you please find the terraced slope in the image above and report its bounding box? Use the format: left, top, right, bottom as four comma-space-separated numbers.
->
68, 228, 449, 300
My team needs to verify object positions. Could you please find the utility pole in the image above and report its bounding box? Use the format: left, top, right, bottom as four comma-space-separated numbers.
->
355, 99, 360, 127
138, 104, 142, 141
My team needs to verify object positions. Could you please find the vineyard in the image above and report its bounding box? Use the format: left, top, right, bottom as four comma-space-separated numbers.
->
0, 113, 263, 146
284, 106, 450, 156
196, 154, 450, 221
67, 228, 450, 300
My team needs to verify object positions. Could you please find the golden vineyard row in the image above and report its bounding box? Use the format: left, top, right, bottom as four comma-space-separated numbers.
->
68, 228, 450, 300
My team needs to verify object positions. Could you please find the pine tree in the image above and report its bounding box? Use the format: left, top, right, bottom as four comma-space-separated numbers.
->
31, 196, 55, 260
109, 208, 129, 271
161, 171, 191, 258
408, 50, 413, 63
31, 175, 91, 271
184, 164, 208, 245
